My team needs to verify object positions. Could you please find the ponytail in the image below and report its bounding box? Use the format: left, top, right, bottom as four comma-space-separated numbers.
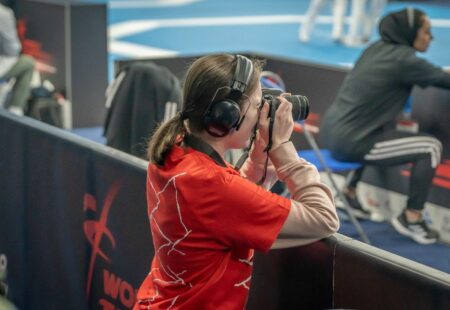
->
147, 113, 186, 165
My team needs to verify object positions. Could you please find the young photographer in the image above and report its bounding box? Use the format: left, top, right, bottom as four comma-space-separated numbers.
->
320, 8, 450, 244
135, 54, 339, 309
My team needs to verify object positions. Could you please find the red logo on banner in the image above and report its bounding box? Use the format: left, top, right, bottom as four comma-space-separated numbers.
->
17, 19, 56, 74
83, 182, 122, 297
401, 160, 450, 190
83, 181, 139, 308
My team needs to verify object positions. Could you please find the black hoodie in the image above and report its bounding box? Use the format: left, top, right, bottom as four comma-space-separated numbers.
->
320, 8, 450, 161
103, 62, 182, 158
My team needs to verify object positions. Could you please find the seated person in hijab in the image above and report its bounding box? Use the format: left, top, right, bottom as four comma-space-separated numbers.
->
320, 8, 450, 244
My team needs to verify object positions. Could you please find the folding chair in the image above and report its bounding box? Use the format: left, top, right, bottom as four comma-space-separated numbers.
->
259, 73, 370, 243
295, 123, 371, 244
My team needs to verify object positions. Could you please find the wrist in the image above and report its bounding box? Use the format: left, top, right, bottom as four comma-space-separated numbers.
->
249, 144, 267, 164
271, 140, 290, 149
269, 141, 298, 167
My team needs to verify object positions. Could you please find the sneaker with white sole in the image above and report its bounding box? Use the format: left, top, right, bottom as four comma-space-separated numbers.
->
391, 212, 439, 245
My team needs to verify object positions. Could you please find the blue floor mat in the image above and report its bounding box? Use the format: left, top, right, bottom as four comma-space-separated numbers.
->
339, 218, 450, 273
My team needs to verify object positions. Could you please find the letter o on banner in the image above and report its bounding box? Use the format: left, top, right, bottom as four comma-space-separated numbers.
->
119, 281, 135, 308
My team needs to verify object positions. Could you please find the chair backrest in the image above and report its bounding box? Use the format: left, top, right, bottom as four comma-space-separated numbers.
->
103, 62, 182, 158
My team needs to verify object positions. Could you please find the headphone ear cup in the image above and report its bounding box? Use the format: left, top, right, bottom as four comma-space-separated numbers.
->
204, 99, 241, 137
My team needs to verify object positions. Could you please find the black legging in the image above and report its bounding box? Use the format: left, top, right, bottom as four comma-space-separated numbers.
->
348, 130, 442, 211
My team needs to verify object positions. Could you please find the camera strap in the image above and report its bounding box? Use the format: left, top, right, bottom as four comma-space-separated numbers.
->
234, 124, 257, 171
183, 134, 227, 168
235, 116, 274, 186
264, 116, 275, 152
255, 116, 274, 185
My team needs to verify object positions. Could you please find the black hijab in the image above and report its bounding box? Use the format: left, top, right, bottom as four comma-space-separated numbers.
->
379, 8, 426, 46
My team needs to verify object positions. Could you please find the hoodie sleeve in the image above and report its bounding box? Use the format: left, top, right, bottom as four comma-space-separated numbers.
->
269, 142, 339, 246
399, 53, 450, 89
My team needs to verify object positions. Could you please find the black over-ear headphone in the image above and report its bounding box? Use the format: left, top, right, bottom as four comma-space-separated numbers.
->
203, 55, 254, 137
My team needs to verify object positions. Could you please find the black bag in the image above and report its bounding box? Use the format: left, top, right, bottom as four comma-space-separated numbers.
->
25, 87, 63, 127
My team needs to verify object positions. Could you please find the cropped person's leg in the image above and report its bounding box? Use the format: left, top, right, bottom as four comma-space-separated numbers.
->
3, 55, 35, 112
344, 0, 367, 45
363, 130, 442, 244
347, 166, 364, 189
341, 166, 377, 220
364, 133, 441, 212
299, 0, 325, 42
331, 0, 347, 41
407, 153, 438, 212
363, 0, 387, 40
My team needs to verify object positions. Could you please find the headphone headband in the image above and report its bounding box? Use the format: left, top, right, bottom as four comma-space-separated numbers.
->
231, 55, 254, 95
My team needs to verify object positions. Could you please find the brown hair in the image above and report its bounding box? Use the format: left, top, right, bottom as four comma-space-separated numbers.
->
147, 54, 264, 165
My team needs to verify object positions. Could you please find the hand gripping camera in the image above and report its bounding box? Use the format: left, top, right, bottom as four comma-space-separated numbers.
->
262, 88, 309, 121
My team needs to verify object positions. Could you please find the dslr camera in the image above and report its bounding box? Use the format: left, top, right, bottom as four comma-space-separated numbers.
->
262, 88, 309, 121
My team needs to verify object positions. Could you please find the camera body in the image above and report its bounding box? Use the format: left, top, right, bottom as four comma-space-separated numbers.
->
262, 88, 309, 121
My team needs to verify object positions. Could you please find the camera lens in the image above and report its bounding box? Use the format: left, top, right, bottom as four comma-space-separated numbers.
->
285, 95, 309, 121
262, 88, 309, 121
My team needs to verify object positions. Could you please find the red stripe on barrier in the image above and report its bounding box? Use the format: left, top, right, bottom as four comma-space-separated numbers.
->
436, 161, 450, 180
433, 177, 450, 190
401, 169, 450, 190
293, 123, 303, 133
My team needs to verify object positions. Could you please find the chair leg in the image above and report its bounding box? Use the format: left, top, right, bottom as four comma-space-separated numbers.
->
301, 128, 370, 243
323, 169, 371, 244
344, 169, 356, 189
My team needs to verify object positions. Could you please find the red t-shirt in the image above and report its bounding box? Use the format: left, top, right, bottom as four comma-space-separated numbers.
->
135, 145, 291, 309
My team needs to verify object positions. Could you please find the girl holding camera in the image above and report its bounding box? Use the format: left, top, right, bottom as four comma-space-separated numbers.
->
135, 54, 339, 309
